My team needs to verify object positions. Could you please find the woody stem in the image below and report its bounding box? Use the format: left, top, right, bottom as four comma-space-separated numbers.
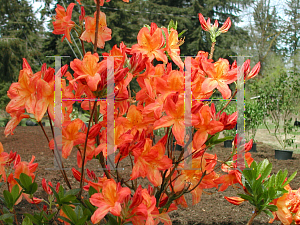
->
247, 210, 258, 225
80, 39, 86, 56
209, 42, 216, 59
93, 0, 101, 53
44, 115, 72, 190
219, 89, 237, 114
79, 101, 97, 197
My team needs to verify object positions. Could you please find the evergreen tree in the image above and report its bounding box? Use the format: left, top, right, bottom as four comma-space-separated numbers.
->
0, 0, 44, 82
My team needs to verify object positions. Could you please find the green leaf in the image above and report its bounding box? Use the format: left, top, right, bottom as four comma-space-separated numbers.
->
263, 209, 274, 219
23, 213, 42, 225
58, 186, 64, 198
178, 29, 187, 38
60, 195, 77, 204
21, 216, 33, 225
107, 214, 119, 225
243, 169, 254, 184
29, 182, 38, 195
275, 170, 283, 187
0, 213, 14, 221
250, 161, 258, 173
62, 205, 77, 223
88, 186, 98, 197
58, 216, 73, 225
238, 194, 253, 202
11, 185, 20, 201
266, 204, 278, 212
209, 135, 235, 146
284, 171, 297, 187
3, 190, 14, 209
65, 188, 81, 196
260, 163, 272, 181
257, 159, 269, 175
20, 173, 33, 189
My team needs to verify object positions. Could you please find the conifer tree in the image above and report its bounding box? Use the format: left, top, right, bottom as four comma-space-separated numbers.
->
0, 0, 44, 82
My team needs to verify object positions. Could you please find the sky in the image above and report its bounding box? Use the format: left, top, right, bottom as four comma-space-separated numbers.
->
237, 0, 287, 28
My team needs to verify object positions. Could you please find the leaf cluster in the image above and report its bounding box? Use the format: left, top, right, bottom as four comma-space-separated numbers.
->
239, 159, 297, 218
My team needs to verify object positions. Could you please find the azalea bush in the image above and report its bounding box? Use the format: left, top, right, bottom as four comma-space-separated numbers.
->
1, 0, 296, 224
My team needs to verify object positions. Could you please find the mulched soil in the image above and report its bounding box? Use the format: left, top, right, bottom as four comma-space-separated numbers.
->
1, 126, 299, 225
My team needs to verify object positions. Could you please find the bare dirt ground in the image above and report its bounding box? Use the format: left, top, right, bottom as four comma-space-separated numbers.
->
1, 126, 300, 224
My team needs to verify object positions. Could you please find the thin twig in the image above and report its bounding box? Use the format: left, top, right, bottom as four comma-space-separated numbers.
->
80, 39, 86, 56
209, 42, 216, 59
79, 101, 97, 197
220, 89, 238, 114
247, 210, 258, 225
13, 209, 19, 225
41, 115, 72, 190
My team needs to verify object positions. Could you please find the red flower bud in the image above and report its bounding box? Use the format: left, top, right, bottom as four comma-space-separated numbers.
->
246, 62, 260, 80
219, 17, 231, 33
79, 6, 85, 22
198, 13, 211, 31
224, 196, 246, 205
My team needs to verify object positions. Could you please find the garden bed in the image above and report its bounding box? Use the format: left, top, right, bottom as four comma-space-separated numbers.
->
1, 126, 299, 224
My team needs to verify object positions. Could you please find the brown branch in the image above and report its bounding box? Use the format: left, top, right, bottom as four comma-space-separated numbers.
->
247, 210, 258, 225
209, 42, 216, 59
80, 39, 86, 56
261, 31, 282, 62
13, 209, 19, 225
219, 89, 238, 114
42, 114, 72, 190
79, 101, 97, 197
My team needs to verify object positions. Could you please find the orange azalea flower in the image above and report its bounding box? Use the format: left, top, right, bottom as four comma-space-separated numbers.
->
173, 153, 219, 205
6, 62, 39, 115
35, 79, 54, 122
70, 52, 103, 92
153, 93, 185, 146
201, 58, 237, 99
7, 155, 40, 205
90, 179, 131, 224
155, 70, 185, 99
53, 3, 75, 43
0, 143, 9, 181
120, 105, 149, 137
49, 119, 86, 159
130, 188, 159, 225
4, 109, 30, 137
192, 105, 224, 150
269, 185, 300, 225
131, 137, 172, 186
80, 12, 111, 49
162, 28, 184, 70
131, 23, 167, 63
